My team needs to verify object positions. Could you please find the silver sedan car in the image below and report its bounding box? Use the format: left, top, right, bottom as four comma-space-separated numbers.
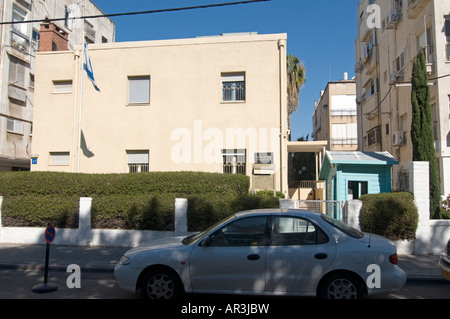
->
114, 209, 406, 299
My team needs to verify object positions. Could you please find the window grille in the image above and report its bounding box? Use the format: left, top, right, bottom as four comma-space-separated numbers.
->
222, 73, 245, 101
222, 149, 246, 175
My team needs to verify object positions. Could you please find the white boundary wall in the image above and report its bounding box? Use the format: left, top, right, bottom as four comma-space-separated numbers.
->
0, 198, 189, 247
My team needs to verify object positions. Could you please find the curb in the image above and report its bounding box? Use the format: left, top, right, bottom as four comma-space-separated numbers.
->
406, 276, 448, 283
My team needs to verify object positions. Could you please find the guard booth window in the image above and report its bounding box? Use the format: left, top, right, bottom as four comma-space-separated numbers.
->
347, 181, 368, 200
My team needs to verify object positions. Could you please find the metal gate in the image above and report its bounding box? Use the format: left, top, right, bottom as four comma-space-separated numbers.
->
294, 200, 344, 221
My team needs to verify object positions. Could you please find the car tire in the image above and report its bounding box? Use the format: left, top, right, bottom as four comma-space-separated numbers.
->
140, 268, 182, 299
318, 272, 363, 299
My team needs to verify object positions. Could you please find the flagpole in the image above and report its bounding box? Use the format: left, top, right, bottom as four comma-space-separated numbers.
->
76, 1, 86, 173
76, 38, 84, 173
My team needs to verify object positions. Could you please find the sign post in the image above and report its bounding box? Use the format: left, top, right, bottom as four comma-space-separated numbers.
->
32, 225, 58, 293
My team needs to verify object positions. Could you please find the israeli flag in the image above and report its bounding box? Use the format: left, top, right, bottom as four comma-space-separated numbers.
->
83, 42, 100, 92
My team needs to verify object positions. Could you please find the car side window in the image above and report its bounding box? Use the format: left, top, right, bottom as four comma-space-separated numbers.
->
272, 216, 329, 246
208, 216, 268, 246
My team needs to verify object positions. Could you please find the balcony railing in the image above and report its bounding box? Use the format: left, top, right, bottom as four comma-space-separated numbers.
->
222, 81, 245, 101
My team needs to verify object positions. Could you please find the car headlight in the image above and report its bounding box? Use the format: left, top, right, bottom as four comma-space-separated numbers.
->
119, 255, 131, 265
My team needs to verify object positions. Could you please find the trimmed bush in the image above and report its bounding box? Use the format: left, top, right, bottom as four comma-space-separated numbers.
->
0, 171, 280, 231
359, 192, 419, 241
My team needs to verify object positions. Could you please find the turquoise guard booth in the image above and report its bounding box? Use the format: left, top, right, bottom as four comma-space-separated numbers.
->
318, 151, 399, 203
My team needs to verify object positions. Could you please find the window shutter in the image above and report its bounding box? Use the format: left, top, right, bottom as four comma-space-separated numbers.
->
129, 76, 150, 104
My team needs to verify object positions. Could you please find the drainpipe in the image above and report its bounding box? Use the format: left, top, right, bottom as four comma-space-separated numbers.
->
278, 38, 287, 197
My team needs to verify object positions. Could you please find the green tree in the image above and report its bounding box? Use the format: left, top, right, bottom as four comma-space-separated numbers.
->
287, 55, 306, 140
410, 50, 441, 218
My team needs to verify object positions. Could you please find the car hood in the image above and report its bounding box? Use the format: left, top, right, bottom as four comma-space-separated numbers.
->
125, 236, 186, 256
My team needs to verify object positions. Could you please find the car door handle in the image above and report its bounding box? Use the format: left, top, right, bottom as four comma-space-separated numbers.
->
314, 253, 328, 260
247, 254, 260, 261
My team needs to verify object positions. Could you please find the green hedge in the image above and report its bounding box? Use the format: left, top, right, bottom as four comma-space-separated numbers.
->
0, 171, 279, 231
359, 192, 419, 241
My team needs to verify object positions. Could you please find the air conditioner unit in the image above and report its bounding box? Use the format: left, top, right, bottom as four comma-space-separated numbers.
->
392, 131, 406, 146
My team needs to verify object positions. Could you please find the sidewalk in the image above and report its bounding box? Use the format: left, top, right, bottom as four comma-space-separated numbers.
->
0, 244, 128, 273
0, 243, 444, 280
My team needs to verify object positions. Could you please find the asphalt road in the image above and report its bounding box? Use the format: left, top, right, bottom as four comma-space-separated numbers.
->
0, 268, 449, 300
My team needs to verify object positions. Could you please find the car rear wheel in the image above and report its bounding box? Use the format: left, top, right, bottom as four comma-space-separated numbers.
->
140, 268, 182, 299
318, 273, 363, 299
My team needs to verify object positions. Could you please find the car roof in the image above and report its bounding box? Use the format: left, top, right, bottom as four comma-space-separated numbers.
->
234, 208, 323, 218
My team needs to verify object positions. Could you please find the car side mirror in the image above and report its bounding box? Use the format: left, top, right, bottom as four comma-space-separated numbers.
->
200, 236, 210, 247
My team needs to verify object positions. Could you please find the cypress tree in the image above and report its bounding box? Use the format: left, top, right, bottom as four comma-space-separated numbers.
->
410, 50, 441, 218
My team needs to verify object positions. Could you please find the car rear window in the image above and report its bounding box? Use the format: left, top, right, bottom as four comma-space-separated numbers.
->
321, 215, 364, 239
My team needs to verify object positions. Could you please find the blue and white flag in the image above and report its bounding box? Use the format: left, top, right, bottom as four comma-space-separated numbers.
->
83, 42, 100, 92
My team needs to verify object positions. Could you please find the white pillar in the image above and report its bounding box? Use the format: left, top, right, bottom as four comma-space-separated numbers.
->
409, 161, 430, 223
174, 198, 188, 236
79, 197, 92, 245
409, 161, 431, 254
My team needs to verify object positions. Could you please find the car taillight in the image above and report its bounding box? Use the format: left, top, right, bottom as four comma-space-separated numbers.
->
389, 253, 399, 265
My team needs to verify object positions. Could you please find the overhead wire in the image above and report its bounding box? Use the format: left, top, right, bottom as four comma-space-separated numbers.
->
0, 0, 271, 25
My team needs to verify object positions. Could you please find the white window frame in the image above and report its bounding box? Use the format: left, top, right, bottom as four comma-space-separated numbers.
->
222, 149, 246, 174
53, 80, 73, 94
222, 72, 246, 102
128, 76, 150, 105
127, 150, 149, 173
6, 118, 24, 134
9, 56, 26, 88
50, 152, 70, 165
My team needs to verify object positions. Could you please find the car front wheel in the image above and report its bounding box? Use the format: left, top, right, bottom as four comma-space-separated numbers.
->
140, 268, 182, 299
318, 273, 363, 299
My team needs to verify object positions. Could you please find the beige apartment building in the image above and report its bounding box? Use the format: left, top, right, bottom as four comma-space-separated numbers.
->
355, 0, 450, 196
0, 0, 114, 171
31, 33, 290, 194
312, 73, 358, 151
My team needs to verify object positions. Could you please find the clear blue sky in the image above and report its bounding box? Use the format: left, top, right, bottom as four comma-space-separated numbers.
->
91, 0, 359, 141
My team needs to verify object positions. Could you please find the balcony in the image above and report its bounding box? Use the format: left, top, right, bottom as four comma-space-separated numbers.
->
386, 9, 402, 29
407, 0, 430, 19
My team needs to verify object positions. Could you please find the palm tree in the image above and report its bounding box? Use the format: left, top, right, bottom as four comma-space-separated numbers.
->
287, 54, 306, 140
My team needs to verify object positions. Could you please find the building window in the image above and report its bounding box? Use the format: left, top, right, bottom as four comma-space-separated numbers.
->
446, 18, 450, 61
348, 181, 368, 200
364, 77, 379, 101
222, 149, 246, 174
332, 123, 357, 145
6, 118, 23, 134
128, 76, 150, 104
64, 6, 73, 29
53, 80, 73, 93
9, 56, 26, 88
127, 150, 149, 173
394, 50, 406, 73
11, 4, 29, 53
448, 95, 450, 119
50, 152, 70, 165
222, 73, 245, 102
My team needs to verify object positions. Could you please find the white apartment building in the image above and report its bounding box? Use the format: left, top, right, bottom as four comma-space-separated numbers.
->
355, 0, 450, 196
312, 73, 358, 152
0, 0, 114, 171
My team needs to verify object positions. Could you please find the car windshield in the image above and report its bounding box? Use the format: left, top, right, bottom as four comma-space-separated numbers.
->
182, 214, 236, 245
321, 215, 364, 239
